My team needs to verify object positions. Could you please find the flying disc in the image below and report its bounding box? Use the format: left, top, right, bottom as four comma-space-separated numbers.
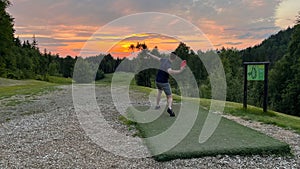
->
181, 60, 187, 68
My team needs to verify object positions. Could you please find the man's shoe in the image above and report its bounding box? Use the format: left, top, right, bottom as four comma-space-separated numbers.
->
155, 105, 161, 110
167, 108, 175, 117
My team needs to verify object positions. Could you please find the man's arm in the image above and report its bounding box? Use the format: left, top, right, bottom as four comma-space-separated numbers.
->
167, 67, 185, 75
146, 52, 161, 61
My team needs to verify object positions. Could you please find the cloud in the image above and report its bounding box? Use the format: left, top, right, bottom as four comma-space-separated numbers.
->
9, 0, 281, 29
242, 0, 265, 8
237, 33, 252, 39
37, 37, 87, 43
225, 42, 243, 45
275, 0, 300, 29
7, 0, 286, 56
42, 43, 68, 47
105, 33, 181, 57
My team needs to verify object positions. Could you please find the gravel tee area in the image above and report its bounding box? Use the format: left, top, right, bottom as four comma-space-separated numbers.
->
0, 85, 299, 169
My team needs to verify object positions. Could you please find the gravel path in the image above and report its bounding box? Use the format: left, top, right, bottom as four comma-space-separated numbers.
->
0, 85, 299, 168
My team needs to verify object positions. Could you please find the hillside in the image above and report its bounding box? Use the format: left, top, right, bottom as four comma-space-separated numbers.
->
242, 27, 294, 65
235, 25, 300, 116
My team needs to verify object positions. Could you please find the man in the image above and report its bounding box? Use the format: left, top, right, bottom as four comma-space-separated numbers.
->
146, 51, 185, 117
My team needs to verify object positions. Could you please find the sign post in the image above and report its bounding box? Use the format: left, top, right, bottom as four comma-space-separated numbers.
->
243, 62, 270, 112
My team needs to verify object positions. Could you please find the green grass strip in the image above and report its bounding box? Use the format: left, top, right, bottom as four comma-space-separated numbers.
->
47, 76, 73, 84
96, 72, 300, 134
127, 104, 291, 161
0, 78, 59, 99
198, 98, 300, 134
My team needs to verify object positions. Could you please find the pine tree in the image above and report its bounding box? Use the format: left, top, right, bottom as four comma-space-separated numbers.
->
0, 0, 15, 76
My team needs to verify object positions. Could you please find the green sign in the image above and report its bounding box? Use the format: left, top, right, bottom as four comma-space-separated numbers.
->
247, 65, 265, 81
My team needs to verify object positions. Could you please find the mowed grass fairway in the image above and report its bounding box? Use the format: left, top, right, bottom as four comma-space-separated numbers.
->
0, 77, 72, 99
127, 104, 291, 161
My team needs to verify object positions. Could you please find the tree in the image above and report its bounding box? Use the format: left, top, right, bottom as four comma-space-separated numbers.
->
296, 11, 300, 24
135, 42, 147, 51
73, 58, 96, 83
32, 34, 38, 49
48, 61, 60, 76
219, 48, 243, 102
0, 0, 14, 76
0, 0, 14, 50
280, 23, 300, 116
60, 56, 75, 78
269, 22, 300, 116
175, 42, 190, 61
134, 46, 153, 88
129, 44, 135, 53
128, 42, 153, 87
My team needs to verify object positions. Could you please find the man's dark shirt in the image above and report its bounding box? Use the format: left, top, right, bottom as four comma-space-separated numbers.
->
156, 58, 171, 83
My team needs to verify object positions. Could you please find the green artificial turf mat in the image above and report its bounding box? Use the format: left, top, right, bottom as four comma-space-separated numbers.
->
127, 103, 291, 161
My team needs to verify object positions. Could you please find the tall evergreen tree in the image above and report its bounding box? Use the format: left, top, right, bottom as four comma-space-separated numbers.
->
280, 23, 300, 116
0, 0, 14, 76
269, 20, 300, 116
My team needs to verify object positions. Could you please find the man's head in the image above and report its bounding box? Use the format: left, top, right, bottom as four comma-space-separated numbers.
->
170, 52, 177, 62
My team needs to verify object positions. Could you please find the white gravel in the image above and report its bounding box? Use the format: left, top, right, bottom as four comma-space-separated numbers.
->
0, 85, 299, 168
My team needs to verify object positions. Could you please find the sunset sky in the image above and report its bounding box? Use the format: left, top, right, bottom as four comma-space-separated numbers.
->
7, 0, 300, 58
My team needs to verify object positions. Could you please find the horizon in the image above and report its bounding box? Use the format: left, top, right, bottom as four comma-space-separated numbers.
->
7, 0, 300, 58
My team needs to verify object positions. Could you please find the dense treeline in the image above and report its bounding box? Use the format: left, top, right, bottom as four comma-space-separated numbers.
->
125, 22, 300, 117
240, 19, 300, 116
242, 27, 294, 65
268, 23, 300, 116
0, 0, 75, 80
0, 0, 119, 81
118, 42, 241, 100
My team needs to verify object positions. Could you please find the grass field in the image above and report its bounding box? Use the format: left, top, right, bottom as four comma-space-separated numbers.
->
0, 77, 72, 122
98, 72, 296, 161
0, 78, 55, 99
46, 76, 73, 84
0, 74, 298, 161
99, 72, 300, 134
199, 98, 300, 134
127, 104, 291, 161
0, 76, 71, 99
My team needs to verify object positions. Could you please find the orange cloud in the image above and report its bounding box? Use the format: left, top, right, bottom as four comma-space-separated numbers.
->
57, 42, 86, 57
13, 11, 276, 57
108, 33, 180, 58
243, 0, 265, 8
192, 18, 267, 50
9, 0, 285, 58
15, 24, 99, 57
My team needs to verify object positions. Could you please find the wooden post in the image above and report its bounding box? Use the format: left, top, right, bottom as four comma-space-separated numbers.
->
263, 63, 269, 112
243, 64, 248, 109
243, 62, 269, 112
